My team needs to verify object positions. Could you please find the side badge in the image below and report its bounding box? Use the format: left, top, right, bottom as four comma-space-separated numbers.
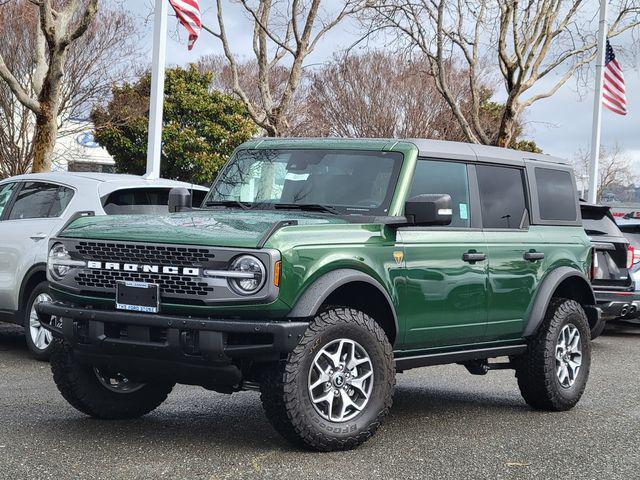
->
393, 251, 404, 266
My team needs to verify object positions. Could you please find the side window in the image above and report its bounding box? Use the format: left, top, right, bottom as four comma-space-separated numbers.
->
0, 183, 17, 218
477, 165, 528, 229
8, 182, 69, 220
409, 159, 470, 228
49, 186, 75, 217
535, 168, 577, 221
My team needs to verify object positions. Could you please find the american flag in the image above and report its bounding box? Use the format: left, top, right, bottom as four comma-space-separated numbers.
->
169, 0, 202, 50
602, 39, 628, 116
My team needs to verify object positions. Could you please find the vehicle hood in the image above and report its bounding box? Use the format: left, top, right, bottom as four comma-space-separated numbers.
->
60, 210, 349, 248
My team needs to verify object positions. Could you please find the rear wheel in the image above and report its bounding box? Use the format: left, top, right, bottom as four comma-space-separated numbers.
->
515, 298, 591, 411
50, 339, 173, 419
259, 308, 395, 451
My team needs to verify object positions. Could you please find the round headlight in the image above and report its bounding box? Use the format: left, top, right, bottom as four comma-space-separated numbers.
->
228, 255, 266, 295
47, 243, 88, 280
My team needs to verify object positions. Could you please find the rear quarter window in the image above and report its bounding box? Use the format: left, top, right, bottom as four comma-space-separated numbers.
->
535, 168, 578, 221
103, 188, 207, 214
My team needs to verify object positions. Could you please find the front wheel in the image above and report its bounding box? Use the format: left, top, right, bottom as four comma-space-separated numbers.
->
50, 339, 174, 419
259, 308, 395, 451
515, 298, 591, 411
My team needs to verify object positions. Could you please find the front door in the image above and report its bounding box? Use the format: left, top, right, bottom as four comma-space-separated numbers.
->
398, 159, 488, 350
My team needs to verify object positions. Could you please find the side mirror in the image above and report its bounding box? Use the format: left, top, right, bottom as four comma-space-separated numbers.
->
404, 194, 453, 226
168, 187, 192, 213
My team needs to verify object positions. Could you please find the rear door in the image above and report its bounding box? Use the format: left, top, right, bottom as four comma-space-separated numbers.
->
0, 182, 75, 311
479, 164, 545, 342
398, 158, 489, 350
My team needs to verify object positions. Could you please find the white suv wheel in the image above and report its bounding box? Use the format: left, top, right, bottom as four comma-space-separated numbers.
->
29, 293, 53, 351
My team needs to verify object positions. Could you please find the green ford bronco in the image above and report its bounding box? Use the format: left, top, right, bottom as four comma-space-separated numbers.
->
39, 138, 597, 451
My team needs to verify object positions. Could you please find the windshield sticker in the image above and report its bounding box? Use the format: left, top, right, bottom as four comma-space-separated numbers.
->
285, 173, 310, 181
459, 203, 469, 220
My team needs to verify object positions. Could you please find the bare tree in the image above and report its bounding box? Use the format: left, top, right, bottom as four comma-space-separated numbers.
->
0, 0, 141, 178
572, 145, 636, 201
362, 0, 640, 147
0, 0, 104, 173
207, 0, 362, 136
293, 51, 524, 140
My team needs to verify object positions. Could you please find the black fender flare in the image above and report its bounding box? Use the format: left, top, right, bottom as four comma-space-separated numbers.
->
288, 268, 398, 332
523, 266, 596, 337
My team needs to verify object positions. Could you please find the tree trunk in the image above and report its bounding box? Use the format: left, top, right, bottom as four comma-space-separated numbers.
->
495, 105, 517, 148
31, 105, 57, 173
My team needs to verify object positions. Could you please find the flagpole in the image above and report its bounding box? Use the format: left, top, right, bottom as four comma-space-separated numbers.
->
587, 0, 608, 203
144, 0, 169, 180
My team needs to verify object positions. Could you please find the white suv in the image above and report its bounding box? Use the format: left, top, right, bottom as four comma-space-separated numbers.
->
0, 172, 208, 359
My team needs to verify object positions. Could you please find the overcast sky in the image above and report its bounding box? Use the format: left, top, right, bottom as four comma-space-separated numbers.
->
128, 1, 640, 165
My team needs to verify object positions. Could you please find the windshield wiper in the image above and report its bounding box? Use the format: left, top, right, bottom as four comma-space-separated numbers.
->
273, 203, 340, 215
204, 200, 250, 210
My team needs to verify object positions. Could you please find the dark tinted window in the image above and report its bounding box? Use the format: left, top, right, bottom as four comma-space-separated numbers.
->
620, 225, 640, 248
0, 182, 17, 218
409, 160, 470, 227
535, 168, 577, 221
8, 182, 72, 220
581, 207, 622, 236
477, 165, 528, 229
103, 188, 205, 215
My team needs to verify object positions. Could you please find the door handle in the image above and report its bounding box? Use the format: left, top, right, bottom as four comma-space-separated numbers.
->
523, 251, 545, 262
30, 233, 48, 241
462, 251, 486, 263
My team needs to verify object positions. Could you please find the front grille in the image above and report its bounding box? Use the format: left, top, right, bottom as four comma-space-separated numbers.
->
75, 270, 214, 296
75, 241, 216, 267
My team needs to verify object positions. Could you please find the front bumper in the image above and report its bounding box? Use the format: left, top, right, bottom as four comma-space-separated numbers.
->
37, 302, 308, 388
594, 289, 640, 320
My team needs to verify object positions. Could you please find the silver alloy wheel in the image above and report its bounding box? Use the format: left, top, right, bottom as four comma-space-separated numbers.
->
308, 338, 374, 423
29, 293, 54, 351
93, 368, 146, 394
555, 324, 583, 388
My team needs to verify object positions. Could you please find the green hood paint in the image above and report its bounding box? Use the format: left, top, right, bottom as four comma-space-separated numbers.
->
61, 210, 349, 248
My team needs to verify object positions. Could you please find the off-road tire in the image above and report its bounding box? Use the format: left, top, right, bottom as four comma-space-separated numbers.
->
259, 308, 395, 451
50, 339, 174, 419
515, 298, 591, 411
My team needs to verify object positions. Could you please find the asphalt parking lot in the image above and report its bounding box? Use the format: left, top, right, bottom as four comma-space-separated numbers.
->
1, 323, 639, 480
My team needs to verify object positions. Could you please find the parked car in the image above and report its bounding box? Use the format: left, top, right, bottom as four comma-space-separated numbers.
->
38, 139, 597, 451
615, 218, 640, 322
580, 201, 638, 337
0, 172, 208, 359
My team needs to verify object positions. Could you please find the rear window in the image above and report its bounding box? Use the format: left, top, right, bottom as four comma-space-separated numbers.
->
535, 168, 577, 221
619, 225, 640, 248
581, 207, 622, 236
103, 188, 206, 215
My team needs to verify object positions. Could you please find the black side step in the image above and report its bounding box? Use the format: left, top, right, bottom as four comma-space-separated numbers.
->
395, 345, 527, 371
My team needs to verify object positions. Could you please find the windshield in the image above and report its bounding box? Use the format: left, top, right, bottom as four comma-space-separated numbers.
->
205, 149, 404, 215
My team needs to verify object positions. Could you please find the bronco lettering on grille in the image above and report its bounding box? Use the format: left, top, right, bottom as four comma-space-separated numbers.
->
86, 261, 200, 276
